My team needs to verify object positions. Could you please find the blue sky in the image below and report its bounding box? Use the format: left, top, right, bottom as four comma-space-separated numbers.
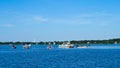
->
0, 0, 120, 42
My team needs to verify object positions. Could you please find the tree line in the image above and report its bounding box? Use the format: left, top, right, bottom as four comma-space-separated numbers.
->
0, 38, 120, 45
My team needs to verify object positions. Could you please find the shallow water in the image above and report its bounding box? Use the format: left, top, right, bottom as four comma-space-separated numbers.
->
0, 44, 120, 68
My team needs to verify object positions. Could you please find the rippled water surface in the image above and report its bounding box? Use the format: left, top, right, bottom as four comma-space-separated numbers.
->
0, 44, 120, 68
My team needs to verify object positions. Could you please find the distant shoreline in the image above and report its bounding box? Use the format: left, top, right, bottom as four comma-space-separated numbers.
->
0, 38, 120, 45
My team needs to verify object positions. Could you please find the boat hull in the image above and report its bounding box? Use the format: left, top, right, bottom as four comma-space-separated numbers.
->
77, 46, 89, 48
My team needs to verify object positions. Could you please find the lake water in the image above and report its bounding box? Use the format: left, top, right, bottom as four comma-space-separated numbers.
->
0, 44, 120, 68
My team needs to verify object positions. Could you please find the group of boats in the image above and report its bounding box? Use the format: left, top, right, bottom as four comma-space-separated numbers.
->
12, 42, 90, 49
12, 44, 31, 49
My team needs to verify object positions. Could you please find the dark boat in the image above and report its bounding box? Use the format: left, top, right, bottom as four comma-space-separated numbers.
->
12, 45, 16, 49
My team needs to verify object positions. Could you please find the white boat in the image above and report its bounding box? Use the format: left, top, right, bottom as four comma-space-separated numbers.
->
58, 42, 74, 48
77, 45, 89, 48
23, 44, 31, 49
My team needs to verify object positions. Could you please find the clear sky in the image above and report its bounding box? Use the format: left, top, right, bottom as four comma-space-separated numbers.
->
0, 0, 120, 42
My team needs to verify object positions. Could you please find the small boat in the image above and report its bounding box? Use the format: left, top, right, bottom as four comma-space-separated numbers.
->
12, 45, 16, 49
58, 42, 74, 48
48, 45, 53, 49
76, 45, 89, 48
23, 44, 31, 49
